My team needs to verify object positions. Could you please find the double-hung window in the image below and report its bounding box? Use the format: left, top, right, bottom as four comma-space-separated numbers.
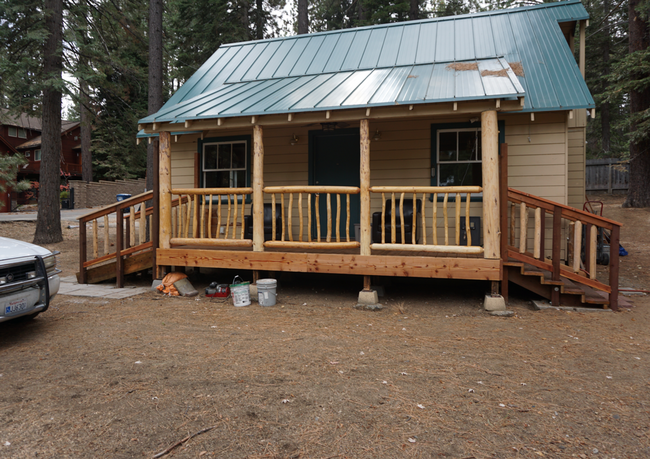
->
202, 140, 247, 188
436, 128, 482, 187
34, 149, 41, 161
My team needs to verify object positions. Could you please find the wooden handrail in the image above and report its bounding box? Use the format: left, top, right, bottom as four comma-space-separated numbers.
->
506, 187, 622, 310
78, 190, 153, 223
508, 188, 621, 230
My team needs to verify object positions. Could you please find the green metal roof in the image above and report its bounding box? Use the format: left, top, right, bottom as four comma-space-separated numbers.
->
140, 0, 593, 126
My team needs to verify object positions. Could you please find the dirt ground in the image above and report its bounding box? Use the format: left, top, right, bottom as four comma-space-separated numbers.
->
1, 194, 649, 459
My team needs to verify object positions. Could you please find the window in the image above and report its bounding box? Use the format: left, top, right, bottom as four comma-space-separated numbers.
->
436, 128, 482, 186
8, 127, 17, 137
431, 121, 505, 193
34, 149, 41, 161
199, 136, 251, 195
17, 128, 26, 139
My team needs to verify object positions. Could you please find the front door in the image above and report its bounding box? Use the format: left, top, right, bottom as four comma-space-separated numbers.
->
310, 129, 360, 241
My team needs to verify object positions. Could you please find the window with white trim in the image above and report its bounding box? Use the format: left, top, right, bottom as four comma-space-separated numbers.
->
34, 149, 41, 161
202, 141, 247, 188
17, 128, 26, 139
436, 128, 482, 187
8, 127, 17, 137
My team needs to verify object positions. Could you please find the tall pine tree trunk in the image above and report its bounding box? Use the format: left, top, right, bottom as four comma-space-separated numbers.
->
147, 0, 163, 195
624, 0, 650, 208
34, 0, 63, 244
80, 77, 93, 183
298, 0, 308, 34
601, 0, 611, 155
409, 0, 419, 20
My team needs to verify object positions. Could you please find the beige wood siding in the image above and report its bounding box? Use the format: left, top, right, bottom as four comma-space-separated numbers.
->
568, 126, 586, 209
167, 111, 578, 247
502, 112, 568, 204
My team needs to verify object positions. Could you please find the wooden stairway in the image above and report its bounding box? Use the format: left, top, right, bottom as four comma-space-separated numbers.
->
503, 188, 624, 310
504, 260, 619, 309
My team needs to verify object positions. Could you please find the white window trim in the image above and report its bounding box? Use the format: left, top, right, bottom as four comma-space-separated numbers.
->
202, 140, 248, 189
34, 149, 41, 161
8, 127, 17, 137
436, 127, 482, 187
17, 128, 26, 139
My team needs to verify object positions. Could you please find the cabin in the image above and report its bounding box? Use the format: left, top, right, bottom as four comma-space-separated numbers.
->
16, 120, 83, 185
0, 110, 82, 210
0, 110, 41, 211
78, 0, 623, 310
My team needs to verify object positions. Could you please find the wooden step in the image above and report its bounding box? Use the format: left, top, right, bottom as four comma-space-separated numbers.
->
76, 250, 153, 284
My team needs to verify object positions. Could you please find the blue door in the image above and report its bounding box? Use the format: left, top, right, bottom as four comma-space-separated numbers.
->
309, 129, 360, 241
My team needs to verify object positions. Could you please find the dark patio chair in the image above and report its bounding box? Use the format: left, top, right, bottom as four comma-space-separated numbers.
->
371, 199, 421, 244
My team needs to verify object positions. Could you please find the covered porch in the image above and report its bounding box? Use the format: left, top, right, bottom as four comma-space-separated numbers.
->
154, 108, 504, 291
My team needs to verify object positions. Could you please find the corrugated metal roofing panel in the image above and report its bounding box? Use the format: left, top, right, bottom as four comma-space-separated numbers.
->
478, 59, 516, 96
415, 22, 437, 64
222, 78, 300, 114
435, 21, 455, 62
454, 65, 484, 99
343, 68, 392, 106
324, 32, 356, 72
226, 43, 269, 83
141, 0, 595, 125
455, 19, 475, 61
274, 38, 310, 78
377, 27, 404, 67
342, 30, 371, 70
398, 64, 433, 102
317, 70, 373, 107
242, 41, 282, 80
396, 24, 420, 66
242, 76, 317, 113
307, 34, 340, 74
359, 28, 387, 68
257, 40, 297, 80
472, 16, 496, 59
425, 63, 455, 101
369, 66, 412, 104
291, 72, 353, 109
270, 74, 335, 111
290, 36, 325, 76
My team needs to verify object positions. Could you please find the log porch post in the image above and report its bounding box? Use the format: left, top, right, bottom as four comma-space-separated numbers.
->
481, 110, 500, 259
159, 131, 172, 251
253, 125, 264, 252
360, 119, 371, 256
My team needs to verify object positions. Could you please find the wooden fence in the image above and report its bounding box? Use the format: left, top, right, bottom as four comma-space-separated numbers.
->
586, 158, 628, 193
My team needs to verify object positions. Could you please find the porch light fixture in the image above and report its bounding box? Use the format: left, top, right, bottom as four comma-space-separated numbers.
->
372, 130, 381, 141
290, 134, 299, 145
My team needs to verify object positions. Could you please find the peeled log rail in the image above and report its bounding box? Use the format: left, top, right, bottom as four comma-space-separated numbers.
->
170, 188, 252, 243
371, 187, 481, 255
263, 186, 359, 248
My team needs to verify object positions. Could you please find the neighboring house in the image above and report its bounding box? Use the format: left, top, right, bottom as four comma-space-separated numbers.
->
130, 0, 622, 309
0, 110, 42, 211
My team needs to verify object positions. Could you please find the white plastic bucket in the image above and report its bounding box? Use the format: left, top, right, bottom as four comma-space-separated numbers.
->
257, 278, 277, 307
230, 276, 251, 307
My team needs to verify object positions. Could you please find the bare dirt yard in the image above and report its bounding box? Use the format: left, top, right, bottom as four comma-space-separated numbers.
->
1, 194, 649, 459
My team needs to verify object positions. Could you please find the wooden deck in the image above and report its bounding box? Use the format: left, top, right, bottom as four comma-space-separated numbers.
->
157, 246, 500, 280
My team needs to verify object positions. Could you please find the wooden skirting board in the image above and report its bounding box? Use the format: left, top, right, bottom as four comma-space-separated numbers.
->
156, 248, 501, 280
77, 250, 153, 284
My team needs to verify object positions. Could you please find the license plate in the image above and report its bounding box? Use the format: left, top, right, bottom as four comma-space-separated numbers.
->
5, 299, 28, 315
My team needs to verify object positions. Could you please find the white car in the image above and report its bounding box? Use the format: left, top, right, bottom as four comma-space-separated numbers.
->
0, 237, 60, 322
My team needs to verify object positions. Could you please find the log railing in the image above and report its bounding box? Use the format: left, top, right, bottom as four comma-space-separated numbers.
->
369, 186, 483, 254
78, 191, 154, 287
169, 188, 253, 248
263, 186, 360, 249
506, 188, 622, 309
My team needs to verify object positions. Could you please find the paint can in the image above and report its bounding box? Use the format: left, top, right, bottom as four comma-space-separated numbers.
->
256, 278, 277, 307
230, 276, 251, 307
